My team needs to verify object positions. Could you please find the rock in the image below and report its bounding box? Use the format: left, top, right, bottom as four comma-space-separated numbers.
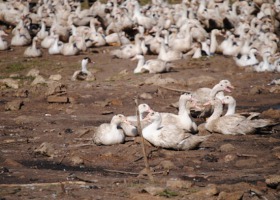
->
14, 89, 29, 97
70, 155, 84, 166
187, 75, 216, 86
217, 191, 244, 200
220, 144, 235, 152
223, 154, 237, 163
249, 86, 266, 95
34, 142, 56, 158
188, 184, 218, 199
142, 186, 165, 196
49, 74, 62, 81
26, 69, 40, 77
155, 160, 176, 170
46, 81, 67, 96
260, 109, 280, 120
265, 175, 280, 188
47, 95, 70, 103
31, 75, 46, 86
139, 92, 153, 100
166, 178, 193, 189
2, 158, 23, 168
269, 85, 280, 93
9, 74, 20, 78
0, 78, 19, 89
5, 100, 24, 111
110, 99, 123, 106
234, 158, 257, 168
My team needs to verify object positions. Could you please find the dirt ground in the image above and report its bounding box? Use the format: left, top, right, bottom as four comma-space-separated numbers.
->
0, 42, 280, 200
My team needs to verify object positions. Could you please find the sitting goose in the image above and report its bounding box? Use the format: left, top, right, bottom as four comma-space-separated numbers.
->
11, 27, 31, 46
205, 98, 277, 135
60, 37, 80, 56
0, 30, 10, 50
131, 54, 172, 74
222, 95, 261, 119
120, 103, 154, 137
233, 48, 259, 68
161, 93, 198, 133
72, 57, 95, 81
110, 34, 143, 59
48, 35, 63, 55
142, 111, 210, 150
192, 80, 234, 104
93, 114, 128, 145
23, 37, 42, 57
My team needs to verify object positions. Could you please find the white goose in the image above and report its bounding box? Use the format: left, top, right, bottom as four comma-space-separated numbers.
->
41, 28, 57, 49
233, 48, 259, 68
161, 93, 198, 133
158, 37, 183, 62
142, 111, 210, 150
0, 30, 9, 50
11, 27, 31, 46
132, 54, 171, 74
60, 37, 80, 56
254, 52, 275, 72
205, 98, 276, 135
72, 57, 95, 81
48, 35, 63, 55
110, 34, 143, 59
36, 19, 49, 40
120, 103, 154, 137
93, 114, 128, 145
192, 80, 235, 104
222, 95, 261, 119
23, 37, 42, 57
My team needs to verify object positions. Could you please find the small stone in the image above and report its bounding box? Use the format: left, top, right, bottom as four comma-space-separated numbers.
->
70, 155, 84, 166
166, 178, 193, 189
156, 160, 176, 170
220, 144, 235, 152
142, 186, 165, 196
139, 92, 153, 100
31, 75, 46, 86
223, 154, 237, 163
34, 142, 56, 158
46, 81, 67, 96
217, 191, 244, 200
265, 175, 280, 188
26, 69, 40, 77
49, 74, 62, 81
269, 85, 280, 93
0, 78, 19, 89
5, 100, 24, 111
47, 96, 70, 103
110, 99, 123, 106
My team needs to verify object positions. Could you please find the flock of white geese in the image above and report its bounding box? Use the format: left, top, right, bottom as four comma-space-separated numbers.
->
0, 0, 279, 149
93, 79, 277, 149
1, 0, 280, 73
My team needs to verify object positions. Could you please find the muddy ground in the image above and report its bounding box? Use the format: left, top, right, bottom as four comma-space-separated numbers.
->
0, 43, 280, 200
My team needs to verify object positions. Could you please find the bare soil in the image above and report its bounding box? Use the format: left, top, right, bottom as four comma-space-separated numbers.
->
0, 44, 280, 199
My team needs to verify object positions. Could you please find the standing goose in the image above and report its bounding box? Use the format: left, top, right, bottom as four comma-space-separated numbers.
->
72, 57, 95, 81
142, 111, 210, 150
93, 114, 128, 145
205, 98, 276, 135
0, 30, 9, 50
131, 54, 171, 74
161, 93, 198, 133
23, 37, 42, 57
